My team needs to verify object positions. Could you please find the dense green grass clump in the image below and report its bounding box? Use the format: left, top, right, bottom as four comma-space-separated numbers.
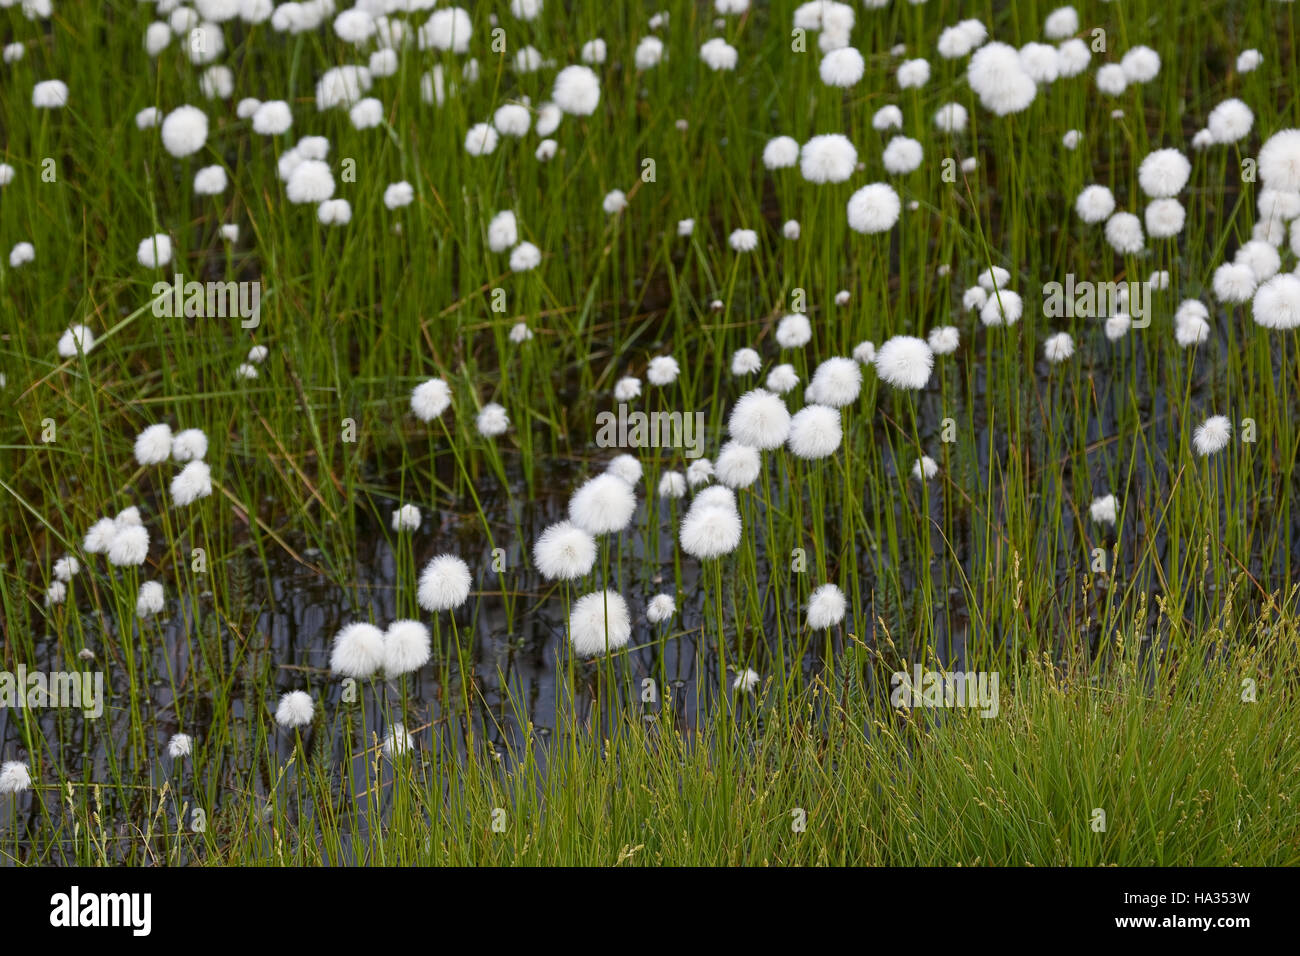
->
18, 604, 1299, 866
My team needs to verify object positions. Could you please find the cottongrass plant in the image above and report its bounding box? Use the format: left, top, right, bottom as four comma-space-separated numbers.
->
5, 0, 1300, 866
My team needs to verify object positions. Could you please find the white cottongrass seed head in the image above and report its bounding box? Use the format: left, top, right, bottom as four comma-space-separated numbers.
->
847, 183, 901, 233
731, 348, 762, 376
874, 336, 934, 389
808, 357, 862, 407
686, 459, 714, 487
411, 378, 451, 421
606, 454, 643, 485
800, 133, 857, 184
806, 584, 847, 630
509, 242, 542, 272
928, 326, 960, 355
383, 620, 432, 676
699, 37, 739, 71
763, 136, 800, 170
330, 622, 385, 678
475, 402, 509, 437
613, 376, 641, 401
680, 503, 743, 559
646, 355, 680, 385
275, 690, 315, 729
1208, 98, 1253, 144
136, 580, 166, 618
569, 590, 632, 657
160, 105, 208, 157
728, 389, 791, 449
766, 364, 799, 393
418, 554, 472, 611
1075, 185, 1116, 223
658, 471, 687, 499
137, 234, 173, 268
1137, 149, 1191, 198
715, 441, 762, 489
383, 723, 413, 758
1193, 416, 1232, 456
1104, 212, 1145, 255
170, 461, 212, 506
1090, 494, 1118, 526
646, 593, 676, 624
135, 423, 173, 466
53, 556, 80, 582
729, 229, 758, 252
568, 473, 637, 534
534, 521, 598, 580
0, 761, 32, 794
1252, 273, 1300, 329
108, 524, 149, 567
391, 504, 421, 532
775, 313, 813, 349
786, 405, 842, 459
552, 64, 600, 115
1044, 332, 1075, 363
912, 455, 938, 481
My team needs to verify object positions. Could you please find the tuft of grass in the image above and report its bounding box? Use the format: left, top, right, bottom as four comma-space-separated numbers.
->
13, 601, 1299, 866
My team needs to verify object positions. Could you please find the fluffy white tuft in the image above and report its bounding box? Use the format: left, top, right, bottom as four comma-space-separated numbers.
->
170, 461, 212, 506
417, 554, 472, 611
331, 622, 384, 678
729, 389, 792, 449
680, 504, 743, 559
383, 619, 432, 676
786, 404, 842, 459
275, 690, 315, 728
568, 474, 637, 534
135, 424, 174, 466
568, 590, 632, 657
1192, 415, 1232, 456
534, 521, 598, 580
874, 336, 934, 389
806, 583, 847, 630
